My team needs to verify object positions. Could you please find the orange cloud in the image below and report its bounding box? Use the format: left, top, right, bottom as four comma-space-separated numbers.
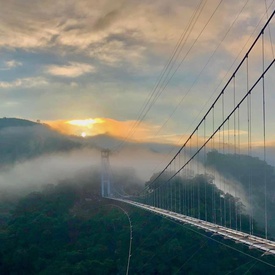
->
46, 118, 161, 143
46, 118, 275, 149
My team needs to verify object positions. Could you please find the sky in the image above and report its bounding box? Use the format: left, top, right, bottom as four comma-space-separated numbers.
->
0, 0, 274, 144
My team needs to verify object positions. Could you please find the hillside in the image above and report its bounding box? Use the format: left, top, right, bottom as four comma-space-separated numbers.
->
206, 150, 275, 235
0, 118, 180, 168
0, 118, 83, 166
1, 179, 275, 274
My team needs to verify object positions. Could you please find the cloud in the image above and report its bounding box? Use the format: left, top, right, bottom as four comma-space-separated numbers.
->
0, 143, 171, 197
0, 0, 272, 74
0, 77, 48, 88
0, 60, 23, 71
5, 60, 22, 69
0, 0, 274, 135
0, 149, 100, 196
0, 60, 22, 71
0, 1, 248, 52
46, 117, 205, 146
88, 39, 146, 67
46, 62, 96, 77
46, 117, 159, 142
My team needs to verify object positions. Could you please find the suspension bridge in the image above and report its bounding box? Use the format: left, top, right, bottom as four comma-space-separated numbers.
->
101, 10, 275, 261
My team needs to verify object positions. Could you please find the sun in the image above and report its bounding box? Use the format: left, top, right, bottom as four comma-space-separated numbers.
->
64, 118, 105, 137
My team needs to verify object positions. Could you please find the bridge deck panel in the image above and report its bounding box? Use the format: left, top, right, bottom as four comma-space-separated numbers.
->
113, 199, 275, 256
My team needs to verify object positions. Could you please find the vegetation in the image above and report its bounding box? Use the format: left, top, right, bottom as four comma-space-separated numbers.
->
144, 150, 275, 238
0, 180, 275, 274
206, 150, 275, 235
1, 118, 275, 273
0, 118, 82, 166
144, 171, 255, 234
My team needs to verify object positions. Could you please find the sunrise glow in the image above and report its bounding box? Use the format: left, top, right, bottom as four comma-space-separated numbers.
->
46, 118, 160, 142
66, 118, 104, 128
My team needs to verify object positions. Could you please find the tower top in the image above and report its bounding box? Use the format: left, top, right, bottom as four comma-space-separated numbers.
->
101, 149, 110, 158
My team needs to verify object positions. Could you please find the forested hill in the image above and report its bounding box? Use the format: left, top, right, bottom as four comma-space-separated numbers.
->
206, 150, 275, 196
1, 179, 275, 274
206, 150, 275, 234
0, 118, 82, 166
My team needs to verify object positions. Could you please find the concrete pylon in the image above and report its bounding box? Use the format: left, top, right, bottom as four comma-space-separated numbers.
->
101, 149, 111, 197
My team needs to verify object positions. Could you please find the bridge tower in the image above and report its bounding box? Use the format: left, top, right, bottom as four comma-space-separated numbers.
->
101, 149, 111, 197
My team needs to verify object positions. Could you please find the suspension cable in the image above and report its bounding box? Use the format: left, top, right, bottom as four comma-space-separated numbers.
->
262, 28, 268, 239
147, 11, 275, 190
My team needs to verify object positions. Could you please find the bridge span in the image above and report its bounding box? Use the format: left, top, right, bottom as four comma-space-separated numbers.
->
112, 198, 275, 256
104, 11, 275, 261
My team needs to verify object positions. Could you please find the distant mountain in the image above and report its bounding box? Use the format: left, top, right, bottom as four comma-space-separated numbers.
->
0, 118, 83, 166
0, 117, 38, 129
